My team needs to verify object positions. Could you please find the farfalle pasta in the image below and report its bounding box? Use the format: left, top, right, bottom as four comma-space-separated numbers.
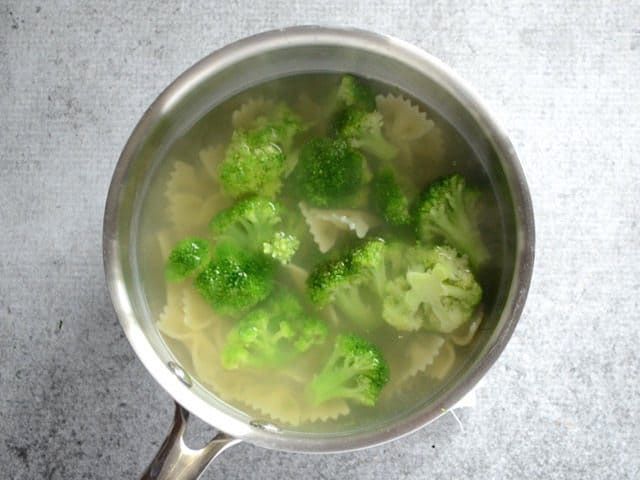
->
157, 283, 192, 341
450, 307, 483, 346
165, 159, 230, 231
165, 161, 212, 199
376, 93, 435, 143
299, 202, 380, 253
385, 333, 446, 393
231, 97, 276, 130
182, 287, 217, 331
198, 145, 225, 181
375, 93, 447, 187
425, 341, 456, 380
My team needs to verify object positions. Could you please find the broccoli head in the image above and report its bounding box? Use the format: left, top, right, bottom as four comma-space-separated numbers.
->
219, 104, 305, 198
294, 137, 366, 207
381, 276, 422, 331
382, 244, 482, 333
307, 333, 389, 406
164, 237, 211, 282
194, 244, 274, 315
330, 107, 397, 162
221, 292, 328, 369
371, 168, 412, 226
306, 239, 386, 329
262, 231, 300, 265
307, 238, 476, 333
219, 127, 286, 198
209, 197, 300, 264
336, 75, 376, 112
414, 174, 489, 267
209, 196, 280, 246
252, 103, 306, 153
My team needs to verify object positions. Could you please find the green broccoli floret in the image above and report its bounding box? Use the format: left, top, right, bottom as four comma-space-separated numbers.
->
164, 237, 211, 282
219, 106, 304, 198
221, 292, 328, 369
307, 238, 483, 333
381, 276, 422, 331
414, 174, 490, 267
375, 241, 411, 284
306, 239, 386, 329
336, 75, 376, 112
308, 239, 481, 333
194, 244, 274, 315
252, 103, 306, 152
209, 197, 280, 247
349, 237, 388, 282
294, 316, 330, 352
219, 127, 285, 198
382, 245, 482, 333
293, 137, 366, 207
306, 256, 350, 307
330, 107, 397, 162
209, 197, 300, 264
262, 231, 300, 265
371, 168, 412, 226
307, 333, 389, 406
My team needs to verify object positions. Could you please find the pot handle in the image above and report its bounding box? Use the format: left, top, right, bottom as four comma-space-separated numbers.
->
140, 403, 241, 480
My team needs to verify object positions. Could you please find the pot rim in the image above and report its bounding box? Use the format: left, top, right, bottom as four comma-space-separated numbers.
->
103, 25, 535, 453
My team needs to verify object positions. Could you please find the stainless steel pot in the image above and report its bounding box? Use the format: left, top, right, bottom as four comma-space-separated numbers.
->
103, 26, 535, 479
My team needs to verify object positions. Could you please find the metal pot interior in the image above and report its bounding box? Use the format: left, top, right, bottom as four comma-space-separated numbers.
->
103, 27, 534, 453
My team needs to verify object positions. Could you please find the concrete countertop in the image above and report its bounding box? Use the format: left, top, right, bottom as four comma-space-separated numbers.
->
1, 1, 638, 478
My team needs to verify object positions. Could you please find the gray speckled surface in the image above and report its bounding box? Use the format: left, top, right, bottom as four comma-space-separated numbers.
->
1, 1, 639, 478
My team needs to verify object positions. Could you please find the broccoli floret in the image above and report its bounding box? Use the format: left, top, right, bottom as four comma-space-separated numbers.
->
210, 196, 280, 246
306, 256, 350, 307
194, 244, 274, 315
164, 237, 211, 282
371, 168, 412, 226
414, 174, 490, 267
349, 237, 387, 276
219, 105, 304, 198
221, 292, 328, 369
307, 238, 386, 304
381, 276, 422, 331
307, 333, 389, 406
294, 316, 329, 352
219, 127, 286, 198
382, 245, 482, 333
209, 197, 300, 264
330, 107, 397, 162
247, 103, 305, 151
307, 238, 483, 333
263, 231, 300, 265
293, 137, 366, 207
336, 75, 376, 112
219, 104, 304, 197
306, 239, 386, 329
376, 241, 411, 283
